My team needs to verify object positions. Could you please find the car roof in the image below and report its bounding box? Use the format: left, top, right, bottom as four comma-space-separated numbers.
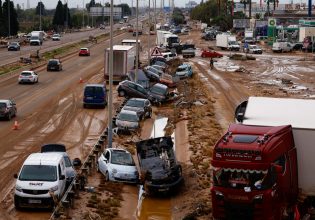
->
127, 98, 147, 102
80, 48, 88, 50
119, 109, 138, 115
85, 83, 105, 88
21, 71, 34, 74
107, 148, 130, 154
152, 83, 168, 89
0, 99, 10, 104
49, 59, 60, 61
24, 153, 64, 166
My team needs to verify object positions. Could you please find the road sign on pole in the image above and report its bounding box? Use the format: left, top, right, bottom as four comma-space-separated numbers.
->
151, 46, 162, 57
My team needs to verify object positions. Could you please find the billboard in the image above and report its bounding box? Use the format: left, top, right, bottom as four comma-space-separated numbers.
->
233, 19, 250, 28
90, 7, 122, 17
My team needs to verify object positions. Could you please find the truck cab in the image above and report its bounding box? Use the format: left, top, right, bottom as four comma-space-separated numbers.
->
211, 124, 298, 220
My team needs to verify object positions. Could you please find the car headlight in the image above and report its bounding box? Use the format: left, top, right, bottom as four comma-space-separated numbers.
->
15, 185, 23, 192
49, 185, 58, 192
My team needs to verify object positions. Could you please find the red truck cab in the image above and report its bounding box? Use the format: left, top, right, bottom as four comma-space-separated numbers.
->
211, 124, 298, 220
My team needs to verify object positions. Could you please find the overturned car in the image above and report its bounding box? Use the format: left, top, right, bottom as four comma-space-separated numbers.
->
136, 136, 183, 194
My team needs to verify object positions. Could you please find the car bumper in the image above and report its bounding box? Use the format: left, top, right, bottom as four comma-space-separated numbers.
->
14, 194, 54, 209
145, 176, 183, 193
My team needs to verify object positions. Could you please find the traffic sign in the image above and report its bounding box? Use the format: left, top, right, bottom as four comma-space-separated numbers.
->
151, 46, 162, 57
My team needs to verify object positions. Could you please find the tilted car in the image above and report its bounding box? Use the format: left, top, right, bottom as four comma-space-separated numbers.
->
97, 148, 139, 183
47, 59, 62, 71
0, 99, 17, 120
121, 98, 152, 120
8, 42, 20, 51
201, 50, 223, 58
148, 83, 169, 103
18, 71, 39, 84
115, 109, 140, 131
117, 80, 149, 100
175, 64, 193, 79
246, 45, 263, 54
79, 48, 90, 56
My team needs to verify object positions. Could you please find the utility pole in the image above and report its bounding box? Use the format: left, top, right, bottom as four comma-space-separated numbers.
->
135, 0, 139, 82
108, 0, 114, 148
154, 0, 157, 34
82, 0, 85, 28
148, 0, 151, 64
8, 0, 10, 37
40, 0, 42, 31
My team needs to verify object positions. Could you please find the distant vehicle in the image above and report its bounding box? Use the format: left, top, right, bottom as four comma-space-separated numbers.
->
201, 50, 223, 58
47, 59, 62, 71
122, 98, 152, 120
136, 136, 183, 194
133, 30, 143, 36
40, 144, 76, 188
52, 34, 61, 41
159, 73, 179, 88
97, 148, 138, 183
117, 80, 149, 100
14, 152, 67, 209
79, 47, 90, 56
162, 52, 177, 61
30, 31, 44, 46
115, 109, 140, 131
8, 42, 20, 51
0, 99, 17, 120
290, 42, 303, 50
246, 44, 263, 54
272, 42, 292, 53
148, 83, 169, 103
18, 71, 39, 84
127, 69, 150, 89
151, 60, 167, 68
216, 34, 240, 51
175, 64, 193, 79
144, 66, 164, 76
150, 57, 167, 66
83, 84, 107, 108
182, 48, 196, 58
119, 20, 124, 24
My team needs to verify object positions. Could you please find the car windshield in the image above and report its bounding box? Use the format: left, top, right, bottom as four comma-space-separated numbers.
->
177, 67, 187, 72
118, 112, 139, 122
81, 49, 87, 51
21, 72, 31, 76
10, 42, 18, 45
126, 99, 145, 108
0, 103, 7, 109
110, 150, 135, 166
213, 168, 276, 190
150, 86, 166, 95
85, 86, 103, 94
19, 165, 57, 181
49, 60, 58, 65
53, 34, 60, 37
63, 156, 72, 168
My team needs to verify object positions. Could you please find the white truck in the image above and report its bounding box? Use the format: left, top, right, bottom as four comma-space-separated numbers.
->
156, 30, 172, 47
30, 31, 44, 46
299, 27, 315, 42
272, 41, 292, 52
104, 45, 136, 82
216, 34, 240, 51
244, 29, 255, 44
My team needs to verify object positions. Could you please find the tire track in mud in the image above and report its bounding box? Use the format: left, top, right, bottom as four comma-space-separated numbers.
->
192, 59, 250, 128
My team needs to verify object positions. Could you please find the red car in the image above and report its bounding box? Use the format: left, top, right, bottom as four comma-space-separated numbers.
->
201, 50, 223, 58
79, 48, 90, 56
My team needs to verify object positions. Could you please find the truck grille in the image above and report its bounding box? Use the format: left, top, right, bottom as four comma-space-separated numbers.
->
22, 189, 49, 195
225, 202, 254, 220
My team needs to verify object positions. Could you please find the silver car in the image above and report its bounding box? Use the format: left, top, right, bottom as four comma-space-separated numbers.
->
115, 109, 140, 131
121, 98, 152, 120
18, 71, 39, 84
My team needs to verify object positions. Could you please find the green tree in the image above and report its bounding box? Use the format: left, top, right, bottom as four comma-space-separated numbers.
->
0, 0, 4, 36
53, 0, 64, 28
117, 3, 131, 16
63, 3, 71, 28
36, 1, 46, 16
2, 0, 19, 36
88, 0, 96, 11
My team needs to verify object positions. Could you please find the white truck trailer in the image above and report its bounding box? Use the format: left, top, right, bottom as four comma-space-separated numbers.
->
30, 31, 44, 46
299, 27, 315, 42
104, 45, 136, 82
216, 33, 240, 51
156, 30, 172, 47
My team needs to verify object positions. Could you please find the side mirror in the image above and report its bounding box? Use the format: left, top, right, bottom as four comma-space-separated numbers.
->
60, 175, 65, 180
14, 173, 18, 179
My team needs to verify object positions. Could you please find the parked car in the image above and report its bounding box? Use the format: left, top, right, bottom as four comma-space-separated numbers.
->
151, 60, 167, 68
272, 42, 292, 53
175, 64, 193, 79
246, 44, 263, 54
117, 80, 149, 100
40, 144, 76, 188
83, 84, 107, 108
144, 66, 163, 78
162, 52, 177, 61
52, 34, 61, 41
47, 59, 62, 71
148, 83, 169, 103
144, 68, 160, 82
127, 69, 150, 89
97, 148, 138, 183
79, 47, 90, 56
122, 98, 152, 119
133, 30, 142, 36
18, 71, 39, 84
201, 50, 223, 58
159, 73, 179, 88
115, 109, 140, 131
151, 65, 165, 72
290, 42, 303, 50
150, 57, 167, 66
0, 99, 17, 120
8, 42, 20, 51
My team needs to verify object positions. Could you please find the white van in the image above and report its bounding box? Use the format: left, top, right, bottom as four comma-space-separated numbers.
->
162, 52, 177, 61
272, 42, 292, 53
14, 153, 67, 209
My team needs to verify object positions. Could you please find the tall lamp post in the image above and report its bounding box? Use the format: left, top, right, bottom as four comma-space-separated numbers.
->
8, 0, 10, 37
39, 0, 42, 31
108, 0, 114, 148
135, 0, 139, 82
147, 0, 151, 64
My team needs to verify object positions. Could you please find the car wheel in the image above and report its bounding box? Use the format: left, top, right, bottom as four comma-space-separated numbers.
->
105, 171, 109, 181
118, 90, 126, 97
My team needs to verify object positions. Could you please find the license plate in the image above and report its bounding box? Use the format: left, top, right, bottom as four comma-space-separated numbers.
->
158, 188, 169, 192
29, 199, 41, 204
86, 97, 93, 100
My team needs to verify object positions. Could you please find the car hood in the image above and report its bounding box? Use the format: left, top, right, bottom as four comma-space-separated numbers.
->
122, 106, 144, 113
108, 163, 138, 174
116, 119, 139, 128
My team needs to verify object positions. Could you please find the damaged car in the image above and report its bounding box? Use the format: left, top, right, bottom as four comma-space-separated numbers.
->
136, 136, 183, 194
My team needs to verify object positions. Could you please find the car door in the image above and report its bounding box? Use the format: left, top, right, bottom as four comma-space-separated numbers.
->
136, 85, 148, 99
127, 82, 138, 97
58, 164, 66, 195
99, 151, 110, 175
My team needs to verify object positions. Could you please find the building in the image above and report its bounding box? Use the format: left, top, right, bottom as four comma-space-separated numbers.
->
185, 1, 198, 9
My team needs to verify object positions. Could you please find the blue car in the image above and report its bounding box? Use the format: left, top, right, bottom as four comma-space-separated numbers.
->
83, 84, 107, 108
175, 64, 193, 79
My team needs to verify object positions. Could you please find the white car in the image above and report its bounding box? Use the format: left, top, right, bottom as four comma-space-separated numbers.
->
52, 34, 61, 41
18, 71, 38, 84
246, 45, 263, 54
115, 109, 140, 131
161, 52, 177, 61
97, 148, 139, 183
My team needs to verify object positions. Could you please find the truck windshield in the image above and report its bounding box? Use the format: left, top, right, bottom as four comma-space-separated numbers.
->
19, 165, 57, 182
213, 168, 276, 190
30, 36, 38, 40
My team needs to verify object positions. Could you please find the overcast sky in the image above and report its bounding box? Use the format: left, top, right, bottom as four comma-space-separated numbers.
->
13, 0, 202, 10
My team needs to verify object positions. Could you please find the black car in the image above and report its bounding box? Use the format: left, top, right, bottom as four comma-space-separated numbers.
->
0, 99, 17, 120
148, 83, 169, 103
47, 59, 63, 71
8, 42, 20, 51
150, 57, 167, 66
121, 98, 152, 119
117, 80, 149, 100
292, 42, 303, 50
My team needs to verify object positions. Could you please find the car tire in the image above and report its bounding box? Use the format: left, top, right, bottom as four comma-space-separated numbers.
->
118, 90, 126, 97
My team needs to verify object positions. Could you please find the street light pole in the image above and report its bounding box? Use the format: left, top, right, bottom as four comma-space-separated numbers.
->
8, 0, 10, 37
82, 0, 85, 28
135, 0, 139, 82
147, 0, 151, 64
39, 0, 42, 31
108, 0, 114, 148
